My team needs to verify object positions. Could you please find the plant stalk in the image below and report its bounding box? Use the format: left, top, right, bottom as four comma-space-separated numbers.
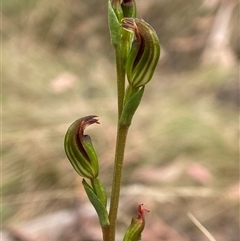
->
108, 124, 129, 241
114, 45, 125, 118
106, 44, 129, 241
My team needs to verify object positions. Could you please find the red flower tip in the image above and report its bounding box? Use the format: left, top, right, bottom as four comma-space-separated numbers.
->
79, 115, 100, 137
137, 203, 149, 220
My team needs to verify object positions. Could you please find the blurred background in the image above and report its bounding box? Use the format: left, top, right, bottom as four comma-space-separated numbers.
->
2, 0, 239, 240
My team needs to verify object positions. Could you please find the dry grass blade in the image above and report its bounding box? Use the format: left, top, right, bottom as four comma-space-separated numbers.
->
187, 212, 216, 241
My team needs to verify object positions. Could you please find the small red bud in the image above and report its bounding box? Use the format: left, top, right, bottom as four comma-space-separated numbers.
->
137, 203, 150, 221
123, 203, 149, 241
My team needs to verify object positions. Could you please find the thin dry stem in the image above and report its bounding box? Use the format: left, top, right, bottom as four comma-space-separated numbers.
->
187, 212, 216, 241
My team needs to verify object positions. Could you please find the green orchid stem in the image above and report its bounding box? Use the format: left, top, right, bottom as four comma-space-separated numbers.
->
115, 45, 125, 118
106, 44, 129, 241
108, 124, 129, 241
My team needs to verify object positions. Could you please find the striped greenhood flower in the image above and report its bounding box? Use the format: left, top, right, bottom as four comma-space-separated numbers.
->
64, 115, 100, 179
122, 18, 160, 88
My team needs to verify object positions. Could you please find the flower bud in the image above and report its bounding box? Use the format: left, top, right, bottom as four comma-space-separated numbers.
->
123, 204, 149, 241
122, 18, 160, 88
64, 115, 100, 179
108, 0, 123, 45
121, 0, 136, 18
110, 0, 123, 21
